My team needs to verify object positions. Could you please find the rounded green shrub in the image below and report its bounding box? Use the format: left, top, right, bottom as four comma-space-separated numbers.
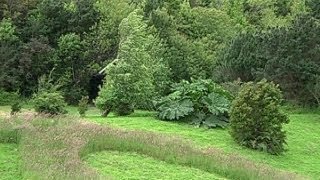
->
33, 92, 67, 115
230, 79, 289, 155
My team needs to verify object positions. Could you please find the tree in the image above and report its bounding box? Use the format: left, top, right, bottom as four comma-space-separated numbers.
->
0, 18, 21, 92
217, 13, 320, 106
34, 0, 99, 45
96, 9, 170, 116
55, 33, 88, 104
18, 38, 55, 96
147, 1, 238, 82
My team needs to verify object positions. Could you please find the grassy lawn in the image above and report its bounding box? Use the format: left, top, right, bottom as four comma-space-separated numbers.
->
0, 106, 319, 179
85, 151, 224, 180
0, 144, 21, 180
86, 108, 320, 179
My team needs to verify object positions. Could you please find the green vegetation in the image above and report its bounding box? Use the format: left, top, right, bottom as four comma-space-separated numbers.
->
87, 109, 320, 178
0, 0, 319, 179
218, 14, 320, 106
230, 79, 289, 154
0, 114, 302, 180
11, 102, 22, 116
32, 75, 67, 115
0, 144, 21, 179
78, 96, 89, 117
85, 151, 224, 180
155, 79, 232, 128
95, 9, 170, 116
33, 91, 67, 115
0, 0, 318, 106
0, 90, 19, 106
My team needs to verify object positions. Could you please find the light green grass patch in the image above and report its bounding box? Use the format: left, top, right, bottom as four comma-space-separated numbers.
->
0, 144, 21, 180
85, 151, 224, 180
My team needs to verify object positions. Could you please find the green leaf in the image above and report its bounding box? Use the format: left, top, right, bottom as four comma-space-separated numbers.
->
203, 115, 229, 128
158, 99, 194, 120
202, 93, 230, 115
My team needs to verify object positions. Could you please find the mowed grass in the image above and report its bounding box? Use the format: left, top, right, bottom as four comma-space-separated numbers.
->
85, 151, 224, 180
86, 108, 320, 178
0, 144, 21, 180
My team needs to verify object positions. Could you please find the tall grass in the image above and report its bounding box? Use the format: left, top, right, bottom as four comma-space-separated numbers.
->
0, 118, 21, 143
80, 129, 305, 180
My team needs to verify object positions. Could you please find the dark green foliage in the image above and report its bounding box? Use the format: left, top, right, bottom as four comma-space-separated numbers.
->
114, 103, 134, 116
0, 90, 20, 106
34, 0, 99, 44
221, 79, 243, 97
216, 31, 268, 82
78, 96, 89, 117
11, 102, 22, 115
55, 33, 89, 105
18, 38, 55, 96
155, 79, 232, 128
307, 0, 320, 19
218, 14, 320, 106
230, 79, 289, 155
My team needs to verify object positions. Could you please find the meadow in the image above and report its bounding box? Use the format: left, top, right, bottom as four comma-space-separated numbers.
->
0, 106, 319, 179
1, 0, 319, 179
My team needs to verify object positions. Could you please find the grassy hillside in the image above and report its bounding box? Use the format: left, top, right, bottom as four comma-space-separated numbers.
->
0, 106, 318, 179
86, 108, 320, 178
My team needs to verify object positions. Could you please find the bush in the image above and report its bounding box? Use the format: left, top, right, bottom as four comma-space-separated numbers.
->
78, 96, 89, 117
33, 91, 67, 115
155, 79, 233, 128
0, 90, 20, 106
230, 79, 289, 155
33, 74, 67, 115
95, 70, 136, 117
11, 102, 22, 115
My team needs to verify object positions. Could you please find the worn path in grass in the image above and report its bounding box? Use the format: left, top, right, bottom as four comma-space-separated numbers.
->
0, 144, 21, 180
86, 108, 320, 179
85, 151, 225, 180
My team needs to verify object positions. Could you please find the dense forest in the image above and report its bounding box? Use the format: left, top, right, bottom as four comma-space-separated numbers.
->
0, 0, 319, 106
